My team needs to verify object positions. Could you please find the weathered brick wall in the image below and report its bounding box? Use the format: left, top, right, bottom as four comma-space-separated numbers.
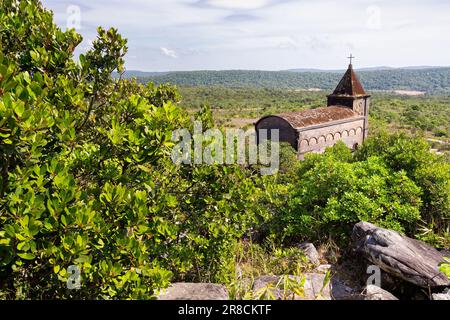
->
297, 118, 365, 159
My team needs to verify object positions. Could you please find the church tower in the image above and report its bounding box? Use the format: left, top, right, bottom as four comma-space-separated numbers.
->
327, 57, 371, 139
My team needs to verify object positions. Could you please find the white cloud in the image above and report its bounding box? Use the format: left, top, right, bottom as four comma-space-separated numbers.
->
42, 0, 450, 71
160, 47, 178, 58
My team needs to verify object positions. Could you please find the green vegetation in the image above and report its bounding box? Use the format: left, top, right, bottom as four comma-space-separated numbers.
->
179, 86, 324, 121
178, 86, 450, 142
0, 0, 448, 300
370, 95, 450, 140
267, 136, 450, 248
132, 68, 450, 95
228, 241, 310, 300
0, 0, 261, 299
440, 258, 450, 279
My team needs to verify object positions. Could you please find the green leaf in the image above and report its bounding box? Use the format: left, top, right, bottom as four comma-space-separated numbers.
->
20, 215, 30, 228
76, 234, 83, 246
18, 252, 36, 260
13, 102, 25, 117
17, 241, 30, 251
30, 51, 39, 61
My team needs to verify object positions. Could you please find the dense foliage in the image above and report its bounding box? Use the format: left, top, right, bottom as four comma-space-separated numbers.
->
265, 135, 449, 247
129, 68, 450, 95
0, 0, 448, 300
0, 0, 262, 299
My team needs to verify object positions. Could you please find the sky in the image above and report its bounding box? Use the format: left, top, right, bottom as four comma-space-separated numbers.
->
42, 0, 450, 72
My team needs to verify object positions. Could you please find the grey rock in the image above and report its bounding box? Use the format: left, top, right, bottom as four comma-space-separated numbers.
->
315, 264, 332, 273
363, 285, 398, 300
298, 242, 321, 266
353, 221, 450, 288
330, 277, 364, 300
158, 283, 228, 300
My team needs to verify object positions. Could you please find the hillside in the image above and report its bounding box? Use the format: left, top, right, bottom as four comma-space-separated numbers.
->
126, 68, 450, 95
178, 87, 450, 142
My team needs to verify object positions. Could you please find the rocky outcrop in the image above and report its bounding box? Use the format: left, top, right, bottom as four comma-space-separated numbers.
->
158, 283, 229, 300
329, 277, 364, 300
157, 222, 449, 301
363, 285, 398, 300
297, 242, 320, 266
352, 221, 450, 288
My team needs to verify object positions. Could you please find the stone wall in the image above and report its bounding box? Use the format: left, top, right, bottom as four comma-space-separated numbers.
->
297, 118, 365, 160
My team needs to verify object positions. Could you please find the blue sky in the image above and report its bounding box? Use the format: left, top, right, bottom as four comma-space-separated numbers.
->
42, 0, 450, 71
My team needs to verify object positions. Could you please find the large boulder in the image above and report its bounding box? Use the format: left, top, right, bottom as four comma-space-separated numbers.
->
352, 221, 450, 288
363, 285, 398, 300
158, 283, 229, 300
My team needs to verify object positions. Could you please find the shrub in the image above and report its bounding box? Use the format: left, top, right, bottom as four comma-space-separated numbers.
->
273, 137, 448, 245
0, 0, 259, 299
355, 132, 449, 242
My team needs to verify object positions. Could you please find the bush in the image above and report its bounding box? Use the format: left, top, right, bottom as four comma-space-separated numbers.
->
269, 136, 449, 246
355, 133, 449, 240
0, 0, 259, 299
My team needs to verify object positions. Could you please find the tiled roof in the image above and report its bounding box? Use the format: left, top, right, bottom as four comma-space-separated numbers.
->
274, 106, 360, 129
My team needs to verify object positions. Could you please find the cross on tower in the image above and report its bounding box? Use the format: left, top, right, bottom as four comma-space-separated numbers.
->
347, 54, 355, 65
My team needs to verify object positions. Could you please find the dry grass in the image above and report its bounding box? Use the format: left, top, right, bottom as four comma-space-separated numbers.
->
227, 240, 315, 299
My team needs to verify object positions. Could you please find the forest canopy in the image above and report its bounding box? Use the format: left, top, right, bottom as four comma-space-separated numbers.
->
125, 68, 450, 95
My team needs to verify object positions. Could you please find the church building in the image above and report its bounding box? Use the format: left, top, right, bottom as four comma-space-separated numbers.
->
255, 60, 371, 160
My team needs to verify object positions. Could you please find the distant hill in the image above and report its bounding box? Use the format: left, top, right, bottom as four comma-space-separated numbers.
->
118, 70, 168, 78
286, 66, 395, 72
286, 66, 443, 72
122, 67, 450, 95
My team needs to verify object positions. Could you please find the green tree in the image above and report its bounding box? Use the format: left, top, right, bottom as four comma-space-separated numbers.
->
0, 0, 258, 299
275, 137, 447, 245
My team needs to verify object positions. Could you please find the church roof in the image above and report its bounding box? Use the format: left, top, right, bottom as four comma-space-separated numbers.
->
331, 64, 367, 96
270, 106, 360, 129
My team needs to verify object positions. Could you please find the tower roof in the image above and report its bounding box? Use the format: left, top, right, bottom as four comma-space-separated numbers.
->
331, 64, 367, 96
